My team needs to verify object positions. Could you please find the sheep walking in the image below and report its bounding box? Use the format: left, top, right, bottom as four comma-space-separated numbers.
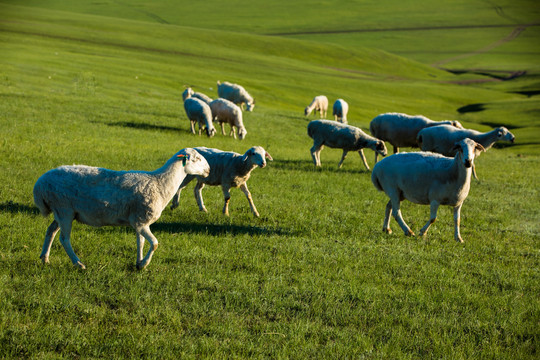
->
307, 120, 387, 170
170, 146, 272, 217
371, 138, 485, 242
304, 95, 328, 118
33, 148, 210, 269
217, 81, 255, 111
333, 99, 349, 124
417, 125, 515, 179
369, 112, 463, 163
183, 97, 216, 137
209, 98, 247, 140
182, 87, 213, 105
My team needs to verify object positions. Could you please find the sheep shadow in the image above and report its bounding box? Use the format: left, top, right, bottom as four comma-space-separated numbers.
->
104, 121, 185, 133
152, 221, 292, 237
272, 159, 371, 174
0, 201, 40, 215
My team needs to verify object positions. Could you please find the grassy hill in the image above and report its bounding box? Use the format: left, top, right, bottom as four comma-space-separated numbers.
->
0, 1, 538, 358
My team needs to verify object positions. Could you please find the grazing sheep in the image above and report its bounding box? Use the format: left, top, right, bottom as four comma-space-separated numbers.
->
183, 97, 216, 137
333, 99, 349, 124
217, 81, 255, 111
307, 120, 387, 170
417, 125, 515, 180
304, 95, 328, 118
33, 148, 211, 269
182, 87, 213, 105
209, 98, 247, 140
170, 146, 272, 217
371, 138, 485, 242
369, 112, 464, 163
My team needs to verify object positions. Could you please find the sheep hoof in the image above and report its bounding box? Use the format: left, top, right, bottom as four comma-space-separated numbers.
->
456, 237, 464, 243
253, 212, 260, 218
405, 230, 415, 237
75, 261, 86, 270
40, 255, 50, 264
383, 228, 392, 234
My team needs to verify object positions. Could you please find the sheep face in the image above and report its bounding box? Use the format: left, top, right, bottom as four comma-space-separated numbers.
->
247, 146, 273, 168
238, 128, 247, 140
451, 139, 485, 168
375, 140, 388, 158
206, 127, 216, 137
452, 120, 464, 129
497, 127, 515, 143
246, 102, 255, 112
304, 106, 311, 116
180, 149, 211, 177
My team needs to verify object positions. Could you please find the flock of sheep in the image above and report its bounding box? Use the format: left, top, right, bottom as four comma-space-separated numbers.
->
33, 82, 516, 269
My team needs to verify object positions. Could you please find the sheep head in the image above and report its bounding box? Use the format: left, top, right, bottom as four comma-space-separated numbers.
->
451, 139, 485, 168
245, 146, 272, 168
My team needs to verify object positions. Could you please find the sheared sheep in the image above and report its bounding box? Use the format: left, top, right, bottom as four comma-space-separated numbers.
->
209, 98, 247, 140
371, 138, 485, 242
33, 148, 210, 269
369, 112, 463, 163
182, 87, 213, 105
304, 95, 328, 118
217, 81, 255, 111
183, 97, 216, 137
417, 125, 515, 179
307, 120, 387, 170
170, 146, 272, 217
333, 99, 349, 124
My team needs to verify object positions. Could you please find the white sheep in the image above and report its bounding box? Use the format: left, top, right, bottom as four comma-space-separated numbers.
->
333, 99, 349, 124
182, 87, 213, 105
369, 112, 464, 163
217, 81, 255, 111
170, 146, 272, 217
304, 95, 328, 118
307, 120, 387, 170
209, 98, 247, 140
33, 148, 210, 269
183, 97, 216, 137
371, 138, 485, 242
417, 125, 515, 179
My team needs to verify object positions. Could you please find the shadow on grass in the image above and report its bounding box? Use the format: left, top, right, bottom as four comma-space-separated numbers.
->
0, 201, 40, 215
153, 221, 291, 236
272, 159, 371, 174
96, 120, 193, 134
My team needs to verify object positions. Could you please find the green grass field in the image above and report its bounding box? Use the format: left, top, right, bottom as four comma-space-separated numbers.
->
1, 1, 539, 358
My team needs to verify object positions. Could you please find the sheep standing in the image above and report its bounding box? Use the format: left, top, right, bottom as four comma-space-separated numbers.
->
333, 99, 349, 124
304, 95, 328, 118
369, 112, 464, 163
182, 87, 213, 105
183, 97, 216, 137
170, 146, 272, 217
417, 125, 515, 179
371, 138, 485, 242
33, 148, 210, 269
209, 98, 247, 140
217, 81, 255, 111
307, 120, 387, 170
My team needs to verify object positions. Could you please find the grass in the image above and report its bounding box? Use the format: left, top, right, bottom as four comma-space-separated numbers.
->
0, 1, 539, 358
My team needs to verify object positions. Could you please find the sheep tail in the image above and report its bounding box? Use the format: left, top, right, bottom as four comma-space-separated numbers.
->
33, 186, 52, 217
371, 172, 384, 192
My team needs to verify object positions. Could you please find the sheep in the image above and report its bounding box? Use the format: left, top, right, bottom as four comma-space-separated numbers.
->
217, 81, 255, 111
369, 112, 464, 163
182, 87, 213, 105
304, 95, 328, 118
371, 138, 485, 242
33, 148, 211, 270
307, 120, 387, 170
183, 97, 216, 137
333, 99, 349, 124
417, 125, 515, 180
209, 98, 247, 140
170, 146, 272, 217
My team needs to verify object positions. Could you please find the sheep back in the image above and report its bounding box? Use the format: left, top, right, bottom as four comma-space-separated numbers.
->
308, 120, 375, 151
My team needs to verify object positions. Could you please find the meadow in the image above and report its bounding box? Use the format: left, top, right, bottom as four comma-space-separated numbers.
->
0, 1, 539, 358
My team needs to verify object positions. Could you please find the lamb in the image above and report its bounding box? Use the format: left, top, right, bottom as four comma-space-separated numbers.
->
307, 120, 387, 170
369, 112, 464, 163
333, 99, 349, 124
183, 97, 216, 137
33, 148, 210, 269
217, 81, 255, 111
371, 138, 485, 242
209, 98, 247, 140
170, 146, 272, 217
417, 125, 515, 179
182, 87, 213, 105
304, 95, 328, 118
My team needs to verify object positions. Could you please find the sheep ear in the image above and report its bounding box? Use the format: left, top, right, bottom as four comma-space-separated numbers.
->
177, 154, 189, 166
265, 151, 273, 161
475, 143, 486, 154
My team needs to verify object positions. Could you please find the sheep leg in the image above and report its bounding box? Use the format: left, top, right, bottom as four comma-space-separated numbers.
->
222, 186, 232, 216
419, 201, 439, 237
190, 120, 196, 135
240, 183, 259, 217
220, 121, 226, 135
338, 150, 348, 168
310, 143, 323, 167
374, 152, 379, 164
194, 181, 208, 213
393, 146, 399, 154
453, 204, 464, 243
230, 126, 237, 139
472, 164, 479, 181
383, 200, 392, 234
136, 225, 158, 270
358, 149, 370, 170
136, 232, 144, 266
57, 216, 85, 269
40, 220, 60, 264
390, 196, 414, 236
